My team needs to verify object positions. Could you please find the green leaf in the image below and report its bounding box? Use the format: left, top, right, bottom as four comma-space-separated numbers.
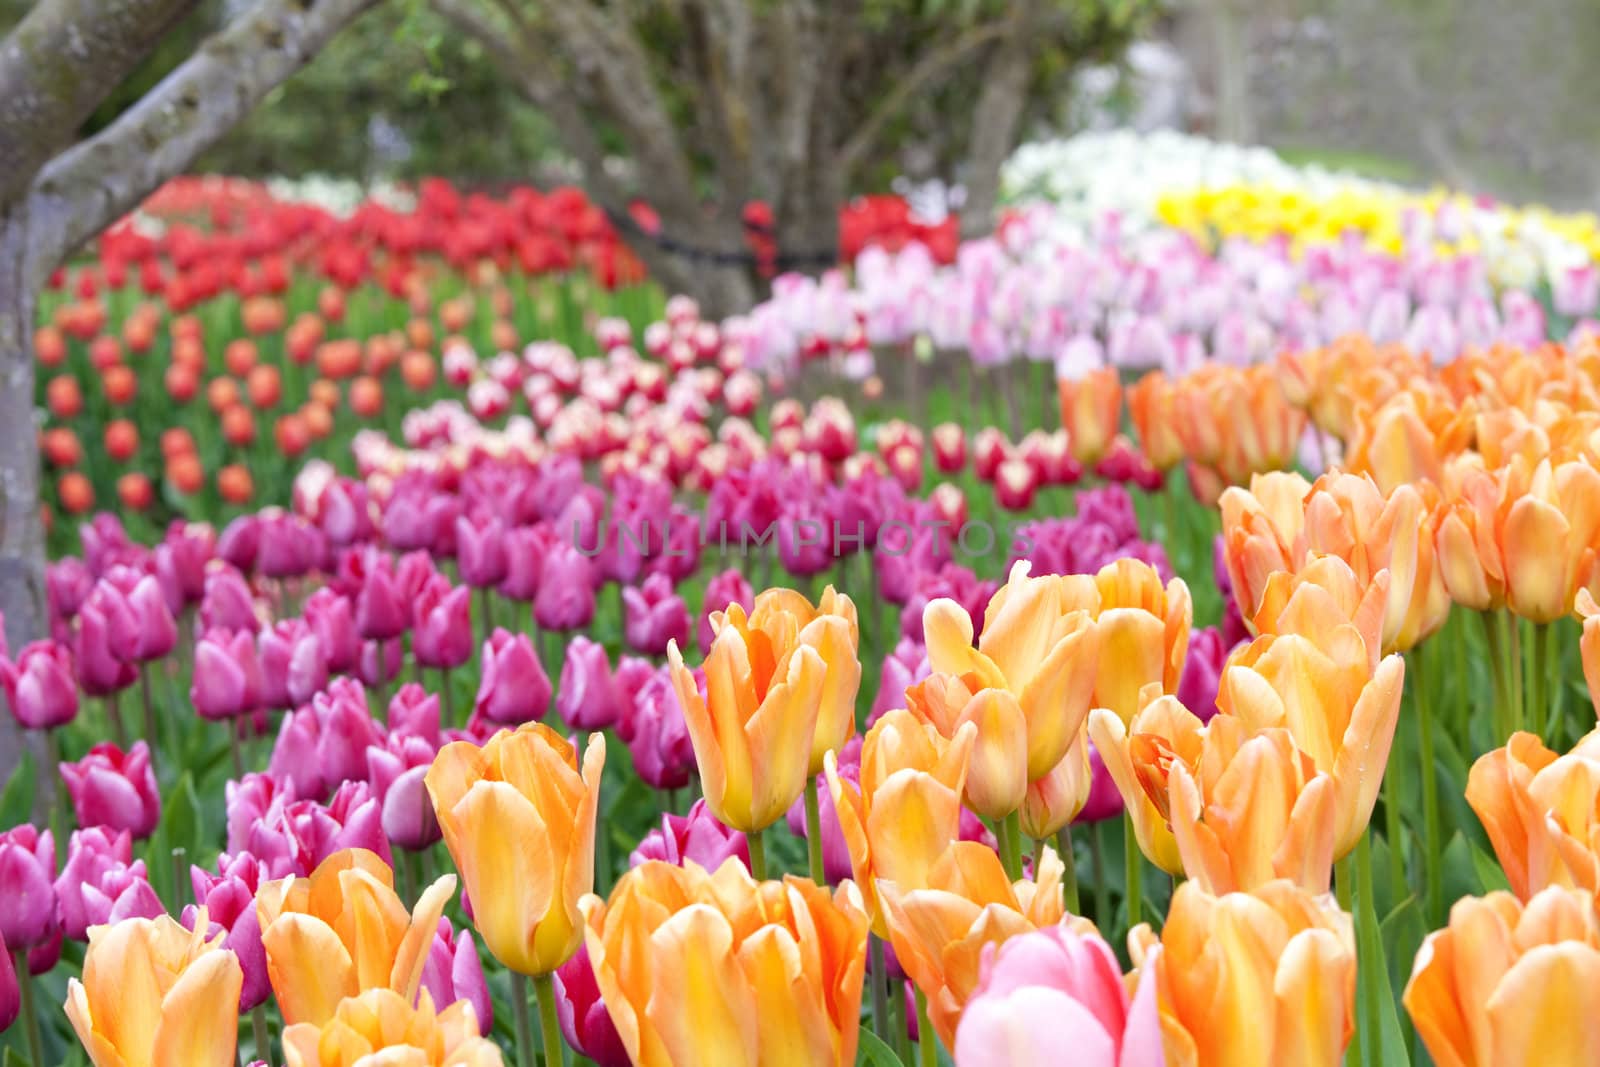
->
1379, 896, 1428, 1008
5, 1044, 36, 1067
0, 755, 37, 827
1356, 842, 1411, 1067
163, 772, 203, 855
1469, 840, 1512, 895
855, 1029, 903, 1067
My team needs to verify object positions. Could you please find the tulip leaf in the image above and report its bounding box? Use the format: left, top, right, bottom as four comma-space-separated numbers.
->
0, 755, 36, 827
1379, 896, 1427, 1014
1469, 839, 1512, 895
3, 1046, 33, 1067
163, 771, 204, 855
1356, 856, 1411, 1067
855, 1029, 904, 1067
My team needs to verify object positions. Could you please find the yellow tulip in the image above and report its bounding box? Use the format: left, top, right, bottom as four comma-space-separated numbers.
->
1404, 887, 1600, 1067
256, 848, 456, 1027
581, 859, 869, 1067
1466, 729, 1600, 904
1147, 879, 1355, 1067
921, 560, 1101, 783
1091, 558, 1192, 723
877, 840, 1066, 1048
827, 708, 976, 934
65, 912, 244, 1067
744, 585, 862, 774
425, 723, 603, 977
281, 988, 502, 1067
668, 602, 826, 832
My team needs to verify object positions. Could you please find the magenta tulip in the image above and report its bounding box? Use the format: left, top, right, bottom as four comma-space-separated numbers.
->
534, 542, 596, 631
74, 595, 135, 696
556, 636, 623, 731
387, 683, 442, 747
354, 552, 409, 641
412, 576, 473, 670
1, 640, 78, 730
624, 666, 696, 789
191, 627, 263, 720
268, 676, 385, 800
474, 628, 551, 725
553, 942, 631, 1067
54, 827, 162, 940
367, 734, 440, 850
420, 920, 492, 1034
242, 780, 391, 878
0, 826, 58, 950
185, 851, 270, 1010
154, 520, 215, 611
119, 572, 178, 661
455, 512, 509, 589
0, 931, 16, 1034
257, 618, 328, 710
200, 564, 261, 633
629, 799, 749, 871
620, 572, 690, 656
225, 772, 295, 856
697, 568, 753, 655
59, 741, 161, 840
304, 587, 359, 673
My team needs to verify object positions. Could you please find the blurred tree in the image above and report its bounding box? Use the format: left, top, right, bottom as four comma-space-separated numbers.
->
431, 0, 1158, 314
0, 0, 377, 781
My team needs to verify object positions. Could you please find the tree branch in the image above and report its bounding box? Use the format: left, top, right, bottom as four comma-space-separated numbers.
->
27, 0, 379, 270
0, 0, 205, 205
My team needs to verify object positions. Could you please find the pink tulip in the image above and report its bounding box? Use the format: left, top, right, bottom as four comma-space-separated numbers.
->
317, 477, 377, 548
200, 564, 260, 634
185, 852, 270, 1009
304, 587, 359, 673
191, 628, 264, 720
257, 511, 322, 580
1, 640, 79, 730
0, 932, 16, 1034
154, 520, 215, 611
497, 523, 553, 601
59, 741, 161, 840
387, 684, 442, 747
1554, 264, 1599, 319
624, 667, 696, 789
534, 542, 596, 631
475, 628, 551, 725
354, 551, 409, 641
557, 636, 623, 731
116, 572, 178, 661
697, 568, 753, 655
0, 825, 58, 950
419, 920, 492, 1034
629, 799, 749, 871
621, 572, 691, 656
1176, 625, 1231, 723
74, 594, 136, 696
218, 514, 262, 572
225, 772, 295, 857
269, 676, 385, 800
553, 942, 631, 1067
785, 760, 858, 885
358, 636, 405, 688
47, 557, 94, 625
367, 734, 440, 851
54, 827, 163, 940
412, 576, 473, 670
871, 638, 930, 723
1076, 742, 1124, 823
455, 512, 509, 589
258, 618, 328, 710
241, 780, 391, 878
954, 924, 1163, 1067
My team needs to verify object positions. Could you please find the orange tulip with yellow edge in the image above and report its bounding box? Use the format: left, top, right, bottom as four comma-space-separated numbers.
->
903, 670, 1027, 819
580, 859, 869, 1067
1019, 730, 1093, 841
1465, 729, 1600, 904
667, 601, 825, 832
1216, 629, 1404, 856
920, 560, 1101, 781
1299, 470, 1424, 653
1057, 365, 1123, 465
281, 988, 503, 1067
1434, 464, 1507, 612
1128, 370, 1183, 472
256, 847, 456, 1027
744, 585, 862, 774
826, 708, 976, 934
424, 724, 603, 976
1144, 879, 1355, 1067
1404, 886, 1600, 1067
1087, 692, 1198, 875
1218, 470, 1314, 622
1091, 558, 1192, 723
66, 912, 244, 1067
1494, 455, 1600, 623
1249, 554, 1388, 670
877, 840, 1067, 1048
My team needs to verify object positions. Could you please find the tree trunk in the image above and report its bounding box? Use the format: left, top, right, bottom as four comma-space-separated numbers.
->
0, 205, 46, 786
1209, 0, 1253, 143
959, 10, 1036, 239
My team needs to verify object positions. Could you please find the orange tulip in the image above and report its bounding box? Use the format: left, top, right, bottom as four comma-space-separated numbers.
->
1018, 731, 1094, 842
904, 670, 1028, 819
1173, 364, 1306, 487
1249, 554, 1388, 671
256, 848, 456, 1027
667, 599, 825, 833
1128, 370, 1183, 472
1087, 694, 1195, 875
281, 988, 502, 1067
877, 840, 1067, 1048
1300, 470, 1425, 652
65, 912, 244, 1067
1434, 464, 1506, 612
1496, 456, 1600, 622
425, 724, 603, 976
921, 561, 1101, 787
1216, 630, 1404, 856
1404, 887, 1600, 1067
1057, 365, 1123, 465
1466, 730, 1600, 903
1144, 879, 1354, 1067
1218, 470, 1314, 622
827, 708, 976, 933
581, 859, 869, 1067
1091, 558, 1192, 723
744, 585, 862, 774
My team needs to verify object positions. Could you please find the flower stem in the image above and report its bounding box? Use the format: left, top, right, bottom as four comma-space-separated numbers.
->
803, 775, 826, 884
998, 810, 1023, 881
1382, 757, 1407, 906
1354, 831, 1378, 1067
252, 1005, 271, 1064
106, 691, 128, 749
511, 971, 537, 1067
748, 827, 768, 880
139, 662, 161, 762
228, 717, 245, 777
15, 950, 44, 1067
533, 971, 564, 1067
869, 935, 890, 1046
1123, 816, 1143, 932
1055, 829, 1080, 914
1413, 646, 1443, 925
893, 980, 913, 1064
1090, 820, 1110, 929
915, 986, 937, 1067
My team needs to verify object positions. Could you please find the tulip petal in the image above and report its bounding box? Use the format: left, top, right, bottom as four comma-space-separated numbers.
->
150, 948, 244, 1067
449, 780, 555, 975
391, 874, 458, 1002
954, 986, 1118, 1066
923, 599, 1007, 690
262, 913, 358, 1026
1271, 927, 1354, 1067
65, 978, 133, 1067
646, 904, 758, 1067
1487, 943, 1600, 1067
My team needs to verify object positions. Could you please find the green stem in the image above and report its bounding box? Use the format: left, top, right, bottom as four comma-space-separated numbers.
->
1334, 852, 1355, 912
106, 691, 128, 749
1056, 828, 1080, 914
228, 718, 245, 777
869, 936, 890, 1046
252, 1005, 271, 1064
1509, 612, 1525, 734
15, 950, 44, 1067
1534, 623, 1554, 740
1123, 816, 1144, 931
1414, 646, 1443, 925
915, 986, 938, 1067
1090, 820, 1110, 930
804, 776, 826, 884
511, 971, 537, 1067
1481, 610, 1509, 743
533, 972, 564, 1067
140, 662, 161, 763
748, 828, 768, 880
1382, 759, 1407, 907
999, 810, 1023, 881
1548, 619, 1569, 748
1355, 832, 1378, 1067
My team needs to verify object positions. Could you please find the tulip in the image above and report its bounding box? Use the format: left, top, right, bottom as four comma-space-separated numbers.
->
474, 628, 552, 725
1217, 470, 1313, 621
1248, 554, 1388, 670
581, 858, 869, 1067
1297, 470, 1428, 650
953, 920, 1164, 1067
186, 851, 271, 1010
426, 723, 604, 975
269, 677, 385, 800
388, 683, 442, 747
1465, 729, 1600, 903
623, 573, 693, 656
75, 594, 136, 696
257, 618, 328, 710
104, 572, 179, 663
554, 942, 631, 1067
745, 585, 862, 775
1217, 629, 1405, 856
1090, 558, 1191, 723
55, 827, 163, 941
358, 636, 405, 688
0, 934, 15, 1035
1127, 371, 1183, 472
534, 542, 597, 631
60, 740, 162, 840
280, 987, 502, 1066
368, 733, 441, 851
65, 913, 244, 1067
455, 512, 509, 588
920, 560, 1101, 792
667, 602, 826, 835
256, 847, 456, 1026
419, 919, 492, 1036
697, 568, 754, 655
305, 587, 359, 673
1019, 732, 1094, 842
355, 553, 409, 641
154, 521, 214, 610
877, 841, 1067, 1047
200, 564, 260, 633
191, 627, 263, 720
629, 799, 750, 871
0, 825, 58, 951
1147, 879, 1354, 1067
1057, 364, 1123, 465
1174, 624, 1230, 722
625, 665, 697, 790
1, 639, 78, 729
412, 575, 473, 670
557, 636, 625, 731
249, 781, 394, 878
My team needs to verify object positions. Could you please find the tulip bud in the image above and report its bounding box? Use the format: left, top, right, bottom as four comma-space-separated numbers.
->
1, 640, 79, 730
0, 826, 59, 951
59, 741, 161, 840
474, 628, 552, 726
191, 627, 264, 721
621, 573, 692, 656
